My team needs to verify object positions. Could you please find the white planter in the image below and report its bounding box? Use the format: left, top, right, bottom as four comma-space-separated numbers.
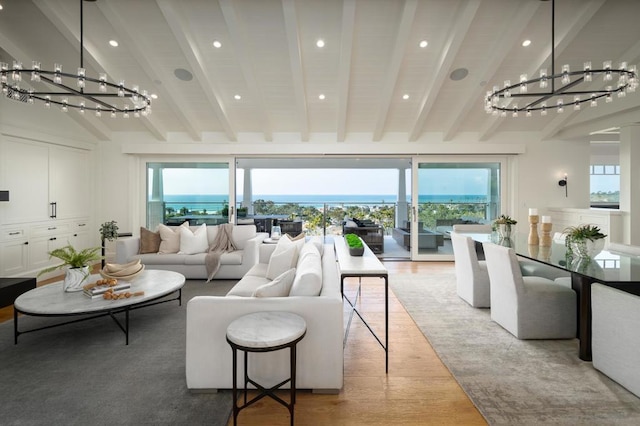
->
63, 266, 90, 292
571, 238, 605, 258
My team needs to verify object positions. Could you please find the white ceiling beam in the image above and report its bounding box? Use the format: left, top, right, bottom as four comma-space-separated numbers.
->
33, 0, 167, 142
156, 0, 237, 141
281, 0, 309, 142
372, 0, 418, 142
218, 0, 272, 142
408, 0, 481, 142
336, 0, 356, 142
442, 2, 541, 141
479, 0, 606, 141
97, 1, 201, 141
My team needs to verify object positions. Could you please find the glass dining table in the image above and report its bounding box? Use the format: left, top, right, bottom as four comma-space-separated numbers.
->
462, 232, 640, 361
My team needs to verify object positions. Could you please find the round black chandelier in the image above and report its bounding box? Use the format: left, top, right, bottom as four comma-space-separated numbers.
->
0, 0, 151, 118
484, 0, 638, 117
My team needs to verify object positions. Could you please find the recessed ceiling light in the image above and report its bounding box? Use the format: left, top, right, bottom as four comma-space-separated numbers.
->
522, 39, 532, 47
0, 5, 4, 11
234, 94, 242, 100
316, 39, 325, 48
212, 40, 222, 48
318, 94, 325, 100
402, 94, 410, 100
419, 40, 428, 48
108, 40, 119, 47
151, 94, 158, 100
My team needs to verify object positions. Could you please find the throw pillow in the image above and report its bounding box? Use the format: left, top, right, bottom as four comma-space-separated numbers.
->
139, 227, 161, 254
289, 247, 322, 296
253, 268, 296, 297
158, 222, 188, 254
266, 244, 297, 280
290, 232, 305, 241
308, 236, 324, 256
178, 223, 209, 254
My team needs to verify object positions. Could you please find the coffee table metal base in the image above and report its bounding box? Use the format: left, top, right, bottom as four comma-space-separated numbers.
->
14, 288, 182, 345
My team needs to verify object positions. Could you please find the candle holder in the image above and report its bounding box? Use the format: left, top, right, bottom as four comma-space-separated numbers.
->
528, 215, 539, 245
540, 222, 552, 247
539, 245, 551, 262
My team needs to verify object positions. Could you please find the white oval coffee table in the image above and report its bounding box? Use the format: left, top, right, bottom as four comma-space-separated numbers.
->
13, 269, 185, 345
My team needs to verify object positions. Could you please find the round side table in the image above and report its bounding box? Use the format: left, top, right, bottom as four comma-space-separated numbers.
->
226, 311, 307, 426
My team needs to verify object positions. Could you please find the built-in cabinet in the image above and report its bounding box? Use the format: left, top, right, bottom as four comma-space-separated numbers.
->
0, 137, 93, 277
548, 207, 622, 244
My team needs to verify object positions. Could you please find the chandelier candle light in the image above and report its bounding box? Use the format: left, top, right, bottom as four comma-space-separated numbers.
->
0, 0, 151, 118
484, 0, 638, 117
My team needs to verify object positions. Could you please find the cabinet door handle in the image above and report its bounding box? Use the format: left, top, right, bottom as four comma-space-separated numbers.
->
48, 227, 57, 230
24, 241, 29, 245
50, 202, 57, 218
78, 223, 86, 227
9, 231, 20, 235
73, 234, 78, 237
49, 237, 57, 241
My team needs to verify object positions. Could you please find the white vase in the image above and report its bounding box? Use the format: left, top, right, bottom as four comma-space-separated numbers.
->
63, 266, 90, 292
571, 238, 605, 258
497, 224, 512, 239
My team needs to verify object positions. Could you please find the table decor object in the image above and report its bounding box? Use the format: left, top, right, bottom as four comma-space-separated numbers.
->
564, 224, 607, 258
528, 208, 539, 245
540, 216, 553, 247
494, 214, 517, 240
345, 233, 364, 256
37, 244, 103, 292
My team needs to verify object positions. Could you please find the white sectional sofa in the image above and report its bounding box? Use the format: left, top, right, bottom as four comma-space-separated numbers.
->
116, 224, 267, 280
186, 237, 344, 393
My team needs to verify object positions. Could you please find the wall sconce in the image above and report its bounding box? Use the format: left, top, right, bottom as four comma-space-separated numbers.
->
558, 174, 568, 197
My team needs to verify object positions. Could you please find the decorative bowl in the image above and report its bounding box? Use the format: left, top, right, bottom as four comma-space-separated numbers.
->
100, 264, 145, 281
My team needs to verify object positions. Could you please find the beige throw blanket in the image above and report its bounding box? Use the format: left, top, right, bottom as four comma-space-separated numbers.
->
205, 223, 237, 282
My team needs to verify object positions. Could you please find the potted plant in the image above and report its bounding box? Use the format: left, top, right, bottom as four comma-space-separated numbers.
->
345, 233, 364, 256
564, 224, 607, 258
99, 220, 119, 268
37, 244, 103, 292
494, 214, 517, 239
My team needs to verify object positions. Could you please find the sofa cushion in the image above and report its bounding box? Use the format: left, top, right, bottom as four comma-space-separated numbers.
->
252, 268, 296, 297
158, 222, 188, 254
139, 227, 161, 254
137, 253, 189, 265
226, 275, 271, 297
183, 251, 243, 265
245, 263, 268, 277
231, 224, 257, 250
308, 236, 324, 256
178, 223, 209, 255
290, 245, 322, 296
266, 244, 297, 280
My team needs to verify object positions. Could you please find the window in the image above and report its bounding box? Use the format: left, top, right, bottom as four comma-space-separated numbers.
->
146, 162, 230, 229
590, 164, 619, 208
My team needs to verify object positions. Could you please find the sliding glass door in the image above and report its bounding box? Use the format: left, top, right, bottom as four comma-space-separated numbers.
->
411, 157, 504, 260
146, 161, 233, 229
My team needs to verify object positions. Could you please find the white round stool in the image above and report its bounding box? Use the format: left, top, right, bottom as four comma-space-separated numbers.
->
226, 311, 307, 425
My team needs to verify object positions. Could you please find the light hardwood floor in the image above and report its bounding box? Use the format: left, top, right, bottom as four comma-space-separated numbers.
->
0, 262, 487, 425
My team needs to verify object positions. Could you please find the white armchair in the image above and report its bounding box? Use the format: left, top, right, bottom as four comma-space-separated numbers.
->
482, 242, 576, 339
450, 232, 490, 308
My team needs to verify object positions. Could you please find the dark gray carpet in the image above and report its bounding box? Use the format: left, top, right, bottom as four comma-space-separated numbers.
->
0, 279, 236, 426
390, 272, 640, 426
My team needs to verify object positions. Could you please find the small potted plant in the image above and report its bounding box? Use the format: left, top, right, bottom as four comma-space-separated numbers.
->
494, 214, 517, 239
564, 224, 607, 258
37, 244, 103, 292
345, 233, 364, 256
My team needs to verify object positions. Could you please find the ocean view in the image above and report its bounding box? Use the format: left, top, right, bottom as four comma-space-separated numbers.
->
161, 194, 489, 212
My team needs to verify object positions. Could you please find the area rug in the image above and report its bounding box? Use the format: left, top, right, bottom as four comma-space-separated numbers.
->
0, 279, 236, 426
390, 272, 640, 425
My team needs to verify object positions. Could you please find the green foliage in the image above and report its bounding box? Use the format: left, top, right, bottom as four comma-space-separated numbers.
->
345, 233, 363, 248
494, 214, 517, 225
564, 224, 607, 241
99, 220, 119, 241
37, 245, 103, 277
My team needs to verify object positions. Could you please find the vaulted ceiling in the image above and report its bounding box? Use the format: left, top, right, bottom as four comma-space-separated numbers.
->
1, 0, 639, 143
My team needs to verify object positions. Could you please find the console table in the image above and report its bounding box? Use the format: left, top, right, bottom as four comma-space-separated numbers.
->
334, 237, 389, 372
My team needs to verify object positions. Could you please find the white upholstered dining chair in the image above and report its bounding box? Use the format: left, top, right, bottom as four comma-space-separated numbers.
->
452, 224, 492, 233
450, 232, 490, 308
482, 242, 577, 339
